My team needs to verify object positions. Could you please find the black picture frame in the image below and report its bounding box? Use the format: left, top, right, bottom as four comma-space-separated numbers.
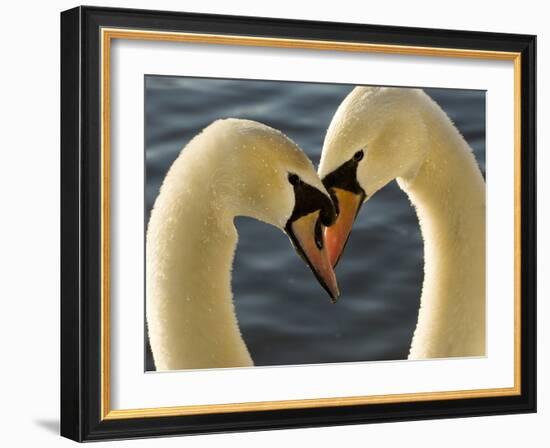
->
61, 5, 536, 442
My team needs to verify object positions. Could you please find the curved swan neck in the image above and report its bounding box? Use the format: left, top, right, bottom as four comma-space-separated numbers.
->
399, 102, 486, 359
146, 156, 253, 371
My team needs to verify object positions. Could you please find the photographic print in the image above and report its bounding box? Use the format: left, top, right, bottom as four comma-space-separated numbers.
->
144, 77, 486, 372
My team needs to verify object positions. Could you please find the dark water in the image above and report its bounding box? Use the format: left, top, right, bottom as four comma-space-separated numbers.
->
145, 76, 485, 371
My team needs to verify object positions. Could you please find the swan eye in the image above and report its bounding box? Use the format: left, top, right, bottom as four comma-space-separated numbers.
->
288, 173, 301, 185
353, 150, 364, 162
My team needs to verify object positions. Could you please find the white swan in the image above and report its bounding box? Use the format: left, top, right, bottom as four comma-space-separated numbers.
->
318, 87, 485, 359
147, 118, 339, 371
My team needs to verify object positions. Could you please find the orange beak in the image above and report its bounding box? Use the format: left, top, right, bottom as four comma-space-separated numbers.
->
324, 188, 364, 267
286, 210, 340, 302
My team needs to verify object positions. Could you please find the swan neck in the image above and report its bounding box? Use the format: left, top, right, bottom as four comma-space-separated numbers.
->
400, 106, 486, 359
146, 168, 253, 370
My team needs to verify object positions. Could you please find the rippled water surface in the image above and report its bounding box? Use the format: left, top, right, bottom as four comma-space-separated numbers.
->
145, 77, 485, 370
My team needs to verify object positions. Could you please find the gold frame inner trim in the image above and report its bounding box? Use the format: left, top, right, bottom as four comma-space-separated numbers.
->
100, 27, 522, 421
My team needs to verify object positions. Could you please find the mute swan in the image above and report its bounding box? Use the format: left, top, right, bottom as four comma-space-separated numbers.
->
147, 118, 339, 371
318, 87, 485, 359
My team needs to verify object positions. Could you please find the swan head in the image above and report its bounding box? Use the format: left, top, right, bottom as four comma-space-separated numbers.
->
195, 119, 340, 300
318, 86, 429, 266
